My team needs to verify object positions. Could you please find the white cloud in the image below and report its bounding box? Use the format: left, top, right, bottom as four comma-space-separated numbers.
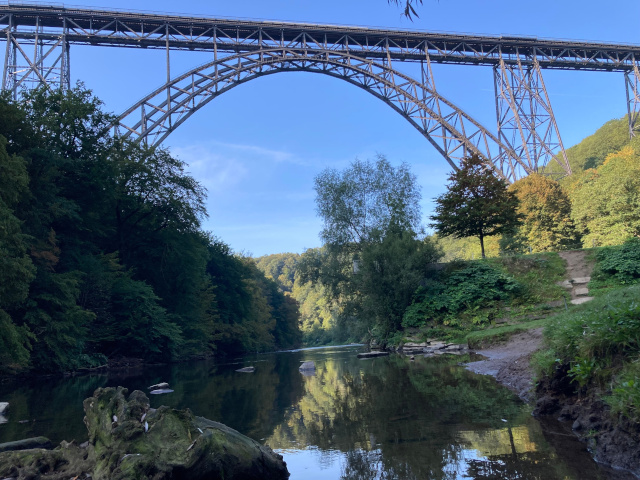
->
172, 144, 249, 192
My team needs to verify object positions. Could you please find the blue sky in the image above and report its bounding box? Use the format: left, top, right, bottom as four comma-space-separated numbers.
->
55, 0, 640, 256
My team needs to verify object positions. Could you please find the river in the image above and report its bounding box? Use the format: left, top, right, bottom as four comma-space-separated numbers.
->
0, 345, 621, 479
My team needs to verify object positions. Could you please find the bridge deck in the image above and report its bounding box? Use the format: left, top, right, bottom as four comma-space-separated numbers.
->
1, 3, 639, 71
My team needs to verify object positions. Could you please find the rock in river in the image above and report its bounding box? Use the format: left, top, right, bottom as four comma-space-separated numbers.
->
0, 386, 289, 480
236, 366, 255, 373
148, 382, 170, 390
299, 361, 316, 376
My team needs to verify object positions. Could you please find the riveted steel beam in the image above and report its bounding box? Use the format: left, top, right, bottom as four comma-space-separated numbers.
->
625, 59, 640, 138
494, 51, 570, 179
2, 13, 70, 98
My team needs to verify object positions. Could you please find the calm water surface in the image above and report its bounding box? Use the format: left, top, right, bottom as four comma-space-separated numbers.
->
0, 345, 620, 479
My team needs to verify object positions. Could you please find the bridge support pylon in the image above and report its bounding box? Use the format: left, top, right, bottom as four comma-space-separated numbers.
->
494, 54, 571, 179
2, 14, 70, 99
625, 59, 640, 138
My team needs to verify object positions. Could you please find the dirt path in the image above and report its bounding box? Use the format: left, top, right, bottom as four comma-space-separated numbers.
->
465, 250, 593, 401
465, 328, 543, 402
558, 250, 593, 279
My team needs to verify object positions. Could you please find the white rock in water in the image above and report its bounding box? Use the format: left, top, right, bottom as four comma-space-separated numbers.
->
235, 366, 255, 373
149, 388, 174, 395
148, 382, 170, 390
0, 402, 8, 415
299, 361, 315, 371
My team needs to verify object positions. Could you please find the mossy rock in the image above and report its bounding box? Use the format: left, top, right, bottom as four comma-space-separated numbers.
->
0, 386, 289, 480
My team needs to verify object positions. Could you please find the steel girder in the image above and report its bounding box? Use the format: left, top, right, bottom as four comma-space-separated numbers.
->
117, 47, 529, 182
625, 59, 640, 138
1, 4, 640, 72
494, 53, 571, 179
2, 13, 70, 98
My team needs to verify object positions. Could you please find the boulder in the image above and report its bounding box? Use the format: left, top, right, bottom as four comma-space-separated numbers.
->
0, 437, 52, 453
0, 387, 289, 480
299, 361, 315, 372
0, 402, 8, 415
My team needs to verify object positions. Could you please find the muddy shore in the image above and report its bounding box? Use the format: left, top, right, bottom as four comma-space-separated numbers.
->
466, 330, 640, 479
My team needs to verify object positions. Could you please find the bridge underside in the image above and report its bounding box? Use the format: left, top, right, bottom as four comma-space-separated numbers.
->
3, 4, 640, 181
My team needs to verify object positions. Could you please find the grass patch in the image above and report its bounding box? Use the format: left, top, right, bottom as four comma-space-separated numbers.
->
488, 252, 567, 304
533, 284, 640, 422
464, 317, 551, 349
400, 252, 568, 344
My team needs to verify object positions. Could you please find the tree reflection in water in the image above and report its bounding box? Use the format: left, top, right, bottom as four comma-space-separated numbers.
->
266, 351, 611, 480
0, 346, 616, 479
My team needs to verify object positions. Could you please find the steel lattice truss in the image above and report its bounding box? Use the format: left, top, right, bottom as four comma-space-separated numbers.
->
117, 48, 526, 181
3, 4, 640, 181
494, 55, 571, 179
626, 59, 640, 138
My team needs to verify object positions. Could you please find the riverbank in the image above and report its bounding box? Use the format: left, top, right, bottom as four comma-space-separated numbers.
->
465, 328, 543, 403
467, 327, 640, 479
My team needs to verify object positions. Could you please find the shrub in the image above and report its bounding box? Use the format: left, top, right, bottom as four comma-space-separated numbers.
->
535, 284, 640, 419
402, 262, 520, 328
592, 237, 640, 287
606, 359, 640, 422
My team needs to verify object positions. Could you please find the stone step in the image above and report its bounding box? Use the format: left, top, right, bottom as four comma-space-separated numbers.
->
571, 296, 594, 305
572, 276, 591, 284
574, 287, 590, 296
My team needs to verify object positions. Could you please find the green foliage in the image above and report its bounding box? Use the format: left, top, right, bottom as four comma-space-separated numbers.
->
0, 85, 301, 372
109, 275, 183, 360
489, 253, 566, 304
506, 174, 580, 253
314, 155, 421, 245
607, 359, 640, 422
591, 237, 640, 289
402, 262, 520, 329
0, 135, 35, 371
432, 234, 500, 261
569, 146, 640, 247
308, 155, 436, 344
555, 116, 633, 174
534, 285, 640, 411
431, 154, 522, 258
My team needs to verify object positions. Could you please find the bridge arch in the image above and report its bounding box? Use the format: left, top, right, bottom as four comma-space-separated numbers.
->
117, 47, 525, 181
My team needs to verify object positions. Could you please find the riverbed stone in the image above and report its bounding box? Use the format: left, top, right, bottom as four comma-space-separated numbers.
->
0, 437, 52, 453
0, 387, 289, 480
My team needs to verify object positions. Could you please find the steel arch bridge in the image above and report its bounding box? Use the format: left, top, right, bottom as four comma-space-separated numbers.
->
2, 4, 640, 182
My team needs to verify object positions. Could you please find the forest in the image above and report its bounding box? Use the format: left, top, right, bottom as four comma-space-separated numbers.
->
255, 116, 640, 346
2, 83, 639, 375
0, 86, 300, 374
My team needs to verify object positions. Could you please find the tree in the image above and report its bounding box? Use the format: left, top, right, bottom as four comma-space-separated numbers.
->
307, 156, 441, 342
570, 145, 640, 247
0, 136, 35, 371
314, 155, 421, 247
505, 173, 580, 253
430, 154, 521, 258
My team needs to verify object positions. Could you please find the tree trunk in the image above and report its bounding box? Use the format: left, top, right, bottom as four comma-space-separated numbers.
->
479, 233, 486, 259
